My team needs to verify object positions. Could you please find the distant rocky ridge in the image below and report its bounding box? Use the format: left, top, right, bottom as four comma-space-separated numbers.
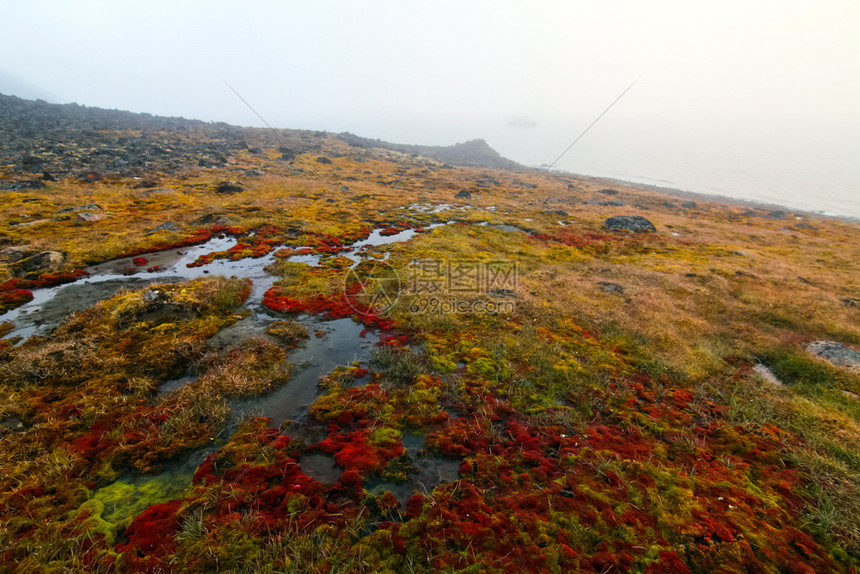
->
337, 132, 523, 171
0, 93, 523, 182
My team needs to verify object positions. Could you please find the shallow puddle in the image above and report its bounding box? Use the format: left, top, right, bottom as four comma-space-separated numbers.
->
231, 317, 375, 428
300, 453, 343, 484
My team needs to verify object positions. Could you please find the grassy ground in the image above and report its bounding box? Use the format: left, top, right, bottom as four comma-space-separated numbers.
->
1, 133, 859, 572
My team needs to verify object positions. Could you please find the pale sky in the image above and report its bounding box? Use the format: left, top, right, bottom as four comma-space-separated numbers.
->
3, 1, 859, 215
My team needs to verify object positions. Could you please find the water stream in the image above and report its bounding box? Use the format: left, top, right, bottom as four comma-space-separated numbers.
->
6, 224, 464, 507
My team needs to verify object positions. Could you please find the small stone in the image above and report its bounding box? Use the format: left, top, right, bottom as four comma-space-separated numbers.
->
13, 251, 66, 273
0, 245, 35, 263
147, 221, 179, 235
598, 282, 624, 294
604, 215, 656, 233
753, 364, 783, 386
455, 190, 471, 199
77, 212, 106, 223
215, 181, 243, 193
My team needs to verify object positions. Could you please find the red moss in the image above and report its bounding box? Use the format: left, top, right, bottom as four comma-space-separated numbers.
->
117, 225, 236, 260
117, 498, 184, 568
379, 226, 403, 237
0, 269, 89, 293
644, 551, 691, 573
0, 288, 33, 312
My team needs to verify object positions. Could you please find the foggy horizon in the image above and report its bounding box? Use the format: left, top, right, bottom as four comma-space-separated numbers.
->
3, 0, 859, 216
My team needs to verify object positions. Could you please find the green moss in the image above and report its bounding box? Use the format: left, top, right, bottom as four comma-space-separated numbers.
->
92, 468, 193, 530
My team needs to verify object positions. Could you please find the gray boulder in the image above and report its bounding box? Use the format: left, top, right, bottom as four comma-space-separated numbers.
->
0, 245, 36, 263
77, 212, 106, 223
604, 215, 656, 233
13, 251, 66, 274
805, 341, 860, 369
147, 221, 179, 235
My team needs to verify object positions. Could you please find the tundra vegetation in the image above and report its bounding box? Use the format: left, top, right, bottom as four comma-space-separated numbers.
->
0, 95, 859, 572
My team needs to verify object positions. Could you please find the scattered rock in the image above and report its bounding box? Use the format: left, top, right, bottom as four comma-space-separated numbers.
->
543, 210, 568, 216
681, 200, 698, 209
0, 245, 36, 263
21, 155, 45, 173
77, 212, 106, 223
840, 298, 858, 308
278, 147, 296, 160
13, 251, 66, 273
733, 250, 752, 257
805, 341, 860, 369
0, 417, 26, 431
316, 156, 333, 164
604, 215, 656, 233
766, 210, 787, 220
753, 364, 783, 386
0, 179, 45, 191
455, 190, 471, 199
57, 203, 103, 214
583, 199, 601, 205
339, 186, 349, 192
147, 221, 179, 235
597, 188, 619, 195
598, 282, 624, 293
490, 224, 526, 234
735, 271, 757, 279
194, 213, 220, 225
215, 181, 243, 194
488, 288, 517, 298
795, 223, 816, 230
10, 219, 51, 228
600, 200, 625, 207
843, 390, 860, 401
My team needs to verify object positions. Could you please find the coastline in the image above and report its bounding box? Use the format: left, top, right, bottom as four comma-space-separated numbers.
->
552, 169, 860, 225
